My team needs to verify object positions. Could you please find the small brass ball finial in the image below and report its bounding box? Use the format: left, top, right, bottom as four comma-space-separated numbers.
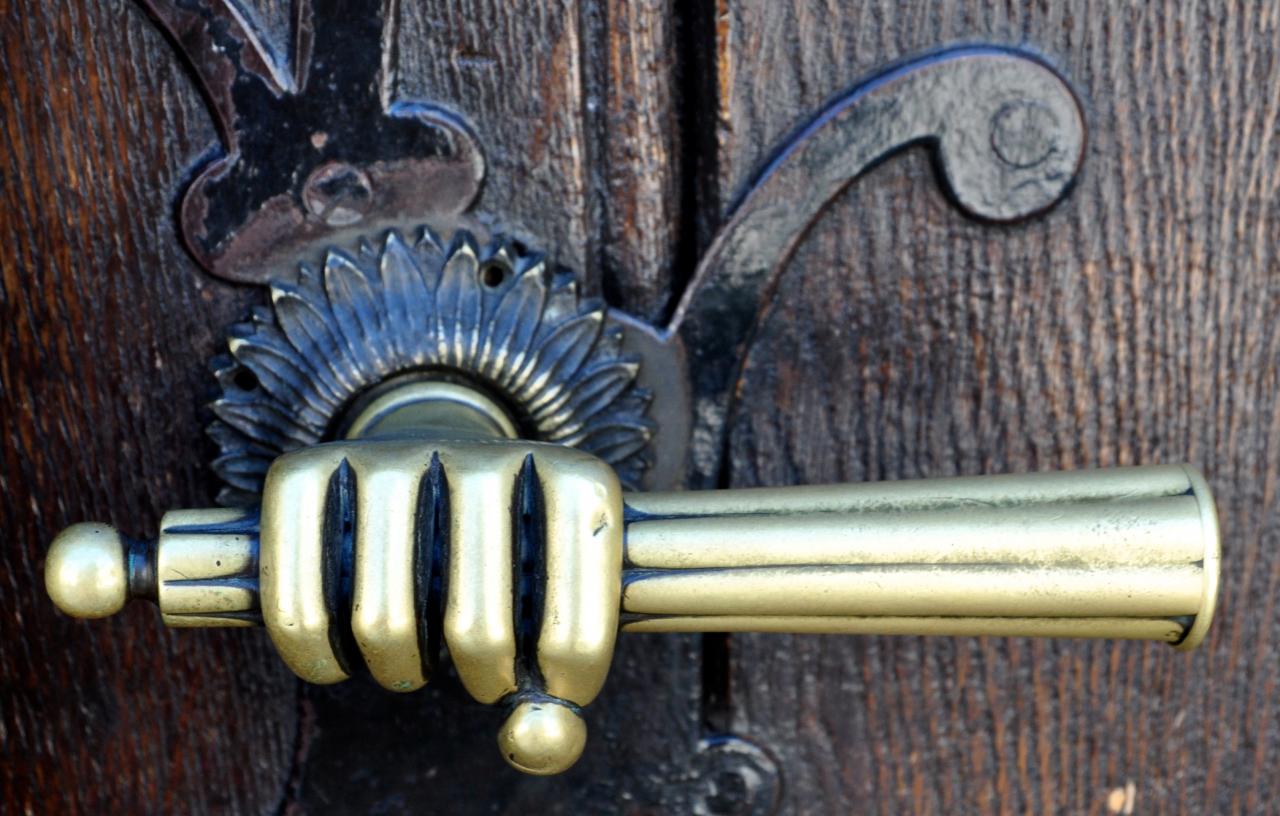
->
497, 699, 588, 776
45, 523, 129, 619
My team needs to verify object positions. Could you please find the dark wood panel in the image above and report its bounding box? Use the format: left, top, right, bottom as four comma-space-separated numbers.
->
716, 2, 1280, 813
7, 0, 1278, 813
0, 0, 697, 813
0, 3, 297, 813
596, 0, 685, 320
394, 0, 684, 319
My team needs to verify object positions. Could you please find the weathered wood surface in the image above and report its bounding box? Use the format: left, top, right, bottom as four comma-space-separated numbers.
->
5, 0, 1280, 814
0, 2, 296, 813
0, 0, 699, 813
716, 2, 1280, 813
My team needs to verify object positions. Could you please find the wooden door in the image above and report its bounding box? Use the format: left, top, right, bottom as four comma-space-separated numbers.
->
3, 2, 1277, 813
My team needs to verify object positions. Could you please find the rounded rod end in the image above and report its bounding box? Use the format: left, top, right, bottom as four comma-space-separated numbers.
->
497, 699, 588, 776
46, 523, 128, 619
46, 522, 154, 619
1173, 465, 1221, 651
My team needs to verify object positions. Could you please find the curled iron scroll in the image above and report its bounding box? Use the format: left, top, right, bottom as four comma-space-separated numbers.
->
665, 46, 1086, 487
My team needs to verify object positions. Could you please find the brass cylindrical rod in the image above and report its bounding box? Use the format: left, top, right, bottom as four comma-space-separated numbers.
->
47, 464, 1220, 649
621, 465, 1219, 649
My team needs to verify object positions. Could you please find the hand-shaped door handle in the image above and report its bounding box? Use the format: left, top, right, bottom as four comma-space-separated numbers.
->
39, 35, 1212, 777
47, 435, 1219, 774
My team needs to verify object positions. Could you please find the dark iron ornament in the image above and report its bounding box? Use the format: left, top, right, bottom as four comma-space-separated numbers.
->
670, 46, 1088, 487
209, 229, 654, 504
135, 0, 483, 282
192, 44, 1090, 499
134, 0, 1089, 492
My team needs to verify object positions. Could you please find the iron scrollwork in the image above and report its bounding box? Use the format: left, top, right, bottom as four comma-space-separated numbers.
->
137, 0, 484, 283
669, 47, 1086, 486
137, 0, 1086, 495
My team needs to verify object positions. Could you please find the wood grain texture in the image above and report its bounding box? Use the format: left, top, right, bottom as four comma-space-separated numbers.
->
716, 2, 1280, 813
395, 0, 683, 319
7, 0, 1280, 813
596, 0, 684, 320
0, 0, 699, 813
0, 3, 297, 814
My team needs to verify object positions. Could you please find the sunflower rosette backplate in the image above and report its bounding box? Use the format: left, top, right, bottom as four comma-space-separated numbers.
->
208, 229, 655, 505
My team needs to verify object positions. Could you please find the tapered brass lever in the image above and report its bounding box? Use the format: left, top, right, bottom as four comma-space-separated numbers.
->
622, 464, 1218, 646
47, 419, 1219, 773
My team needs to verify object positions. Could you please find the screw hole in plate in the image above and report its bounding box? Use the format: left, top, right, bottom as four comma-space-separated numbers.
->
480, 261, 509, 288
233, 368, 260, 391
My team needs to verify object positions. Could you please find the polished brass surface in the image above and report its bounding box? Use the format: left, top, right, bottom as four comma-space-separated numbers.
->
621, 615, 1190, 640
46, 523, 129, 619
624, 464, 1218, 650
44, 378, 1222, 774
261, 443, 352, 684
536, 450, 623, 704
258, 434, 625, 703
157, 509, 258, 627
341, 375, 520, 441
442, 447, 523, 703
349, 446, 435, 691
497, 700, 589, 776
254, 434, 624, 770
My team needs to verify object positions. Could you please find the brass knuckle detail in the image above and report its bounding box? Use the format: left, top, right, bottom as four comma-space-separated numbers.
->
259, 439, 623, 703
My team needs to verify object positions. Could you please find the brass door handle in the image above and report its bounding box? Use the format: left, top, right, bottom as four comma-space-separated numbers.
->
38, 40, 1219, 778
47, 428, 1219, 774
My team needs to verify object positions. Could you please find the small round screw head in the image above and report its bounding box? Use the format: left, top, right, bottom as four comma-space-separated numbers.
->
990, 99, 1061, 169
45, 523, 128, 619
497, 699, 587, 776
